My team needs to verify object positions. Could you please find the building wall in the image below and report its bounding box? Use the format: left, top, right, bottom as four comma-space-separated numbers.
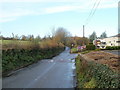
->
118, 1, 120, 33
103, 37, 120, 46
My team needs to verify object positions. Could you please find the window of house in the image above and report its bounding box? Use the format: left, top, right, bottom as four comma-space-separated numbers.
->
102, 46, 105, 48
116, 41, 120, 43
102, 42, 106, 44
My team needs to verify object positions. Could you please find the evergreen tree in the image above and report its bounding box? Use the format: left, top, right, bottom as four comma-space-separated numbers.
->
89, 31, 97, 42
100, 31, 107, 39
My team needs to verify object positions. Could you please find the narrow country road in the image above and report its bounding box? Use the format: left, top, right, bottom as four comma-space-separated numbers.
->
2, 47, 77, 88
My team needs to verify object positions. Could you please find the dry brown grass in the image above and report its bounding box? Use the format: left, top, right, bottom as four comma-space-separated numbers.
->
84, 51, 120, 72
2, 39, 64, 50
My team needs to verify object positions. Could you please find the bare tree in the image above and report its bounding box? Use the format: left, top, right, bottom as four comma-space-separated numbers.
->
53, 27, 71, 45
35, 35, 41, 41
21, 35, 27, 41
12, 33, 15, 40
28, 35, 34, 41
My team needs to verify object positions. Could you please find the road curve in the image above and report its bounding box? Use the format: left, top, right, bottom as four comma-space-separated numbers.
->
2, 47, 77, 88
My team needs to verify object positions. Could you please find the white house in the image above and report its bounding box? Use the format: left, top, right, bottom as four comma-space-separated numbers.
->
93, 34, 120, 49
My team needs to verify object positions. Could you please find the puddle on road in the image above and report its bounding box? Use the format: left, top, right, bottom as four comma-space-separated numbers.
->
49, 60, 54, 63
67, 58, 77, 88
72, 63, 76, 70
71, 59, 75, 63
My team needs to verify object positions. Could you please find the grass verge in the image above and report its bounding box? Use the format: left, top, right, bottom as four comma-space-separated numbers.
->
70, 48, 78, 53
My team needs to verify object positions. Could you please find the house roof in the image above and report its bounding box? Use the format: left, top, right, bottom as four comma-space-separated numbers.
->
113, 34, 120, 37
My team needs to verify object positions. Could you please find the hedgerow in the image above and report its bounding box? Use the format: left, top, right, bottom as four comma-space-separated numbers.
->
76, 55, 119, 88
86, 44, 95, 50
2, 47, 65, 76
105, 46, 120, 50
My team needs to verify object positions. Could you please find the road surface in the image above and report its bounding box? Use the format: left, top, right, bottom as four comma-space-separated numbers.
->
103, 50, 120, 55
2, 47, 77, 88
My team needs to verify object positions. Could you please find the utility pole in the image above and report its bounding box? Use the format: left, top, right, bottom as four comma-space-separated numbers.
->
82, 25, 85, 46
83, 25, 85, 38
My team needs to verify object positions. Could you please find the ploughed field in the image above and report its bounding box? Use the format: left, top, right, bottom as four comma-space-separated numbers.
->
84, 51, 120, 72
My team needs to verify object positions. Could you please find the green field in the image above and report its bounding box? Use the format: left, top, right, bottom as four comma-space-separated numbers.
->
2, 40, 29, 44
2, 40, 41, 50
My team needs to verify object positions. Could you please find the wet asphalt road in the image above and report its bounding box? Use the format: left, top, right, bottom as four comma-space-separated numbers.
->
2, 47, 78, 88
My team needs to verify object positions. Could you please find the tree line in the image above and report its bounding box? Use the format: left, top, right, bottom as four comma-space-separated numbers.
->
89, 31, 107, 42
1, 27, 90, 48
1, 27, 108, 48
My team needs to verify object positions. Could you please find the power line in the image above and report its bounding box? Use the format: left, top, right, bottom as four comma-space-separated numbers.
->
85, 0, 102, 26
82, 0, 102, 38
83, 0, 101, 37
85, 0, 98, 25
88, 0, 101, 24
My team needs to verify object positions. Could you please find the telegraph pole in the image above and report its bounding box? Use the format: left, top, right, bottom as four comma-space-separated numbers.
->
82, 25, 85, 46
83, 25, 85, 38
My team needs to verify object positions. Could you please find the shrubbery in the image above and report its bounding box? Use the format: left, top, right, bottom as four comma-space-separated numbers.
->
76, 55, 119, 88
70, 48, 78, 53
86, 43, 95, 50
105, 46, 120, 50
2, 28, 70, 76
2, 47, 65, 76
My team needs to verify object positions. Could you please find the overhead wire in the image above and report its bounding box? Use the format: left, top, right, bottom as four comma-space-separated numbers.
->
85, 0, 98, 25
85, 0, 102, 26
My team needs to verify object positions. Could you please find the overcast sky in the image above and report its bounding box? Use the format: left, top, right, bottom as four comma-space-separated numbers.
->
0, 0, 118, 38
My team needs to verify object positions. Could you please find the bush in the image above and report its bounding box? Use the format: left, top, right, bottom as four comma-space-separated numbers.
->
70, 48, 78, 53
94, 49, 101, 51
106, 46, 120, 50
86, 44, 95, 50
2, 47, 65, 75
84, 78, 96, 88
76, 55, 119, 88
80, 50, 90, 54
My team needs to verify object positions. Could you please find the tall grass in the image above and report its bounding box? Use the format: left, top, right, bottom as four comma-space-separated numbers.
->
2, 40, 33, 50
2, 39, 64, 50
